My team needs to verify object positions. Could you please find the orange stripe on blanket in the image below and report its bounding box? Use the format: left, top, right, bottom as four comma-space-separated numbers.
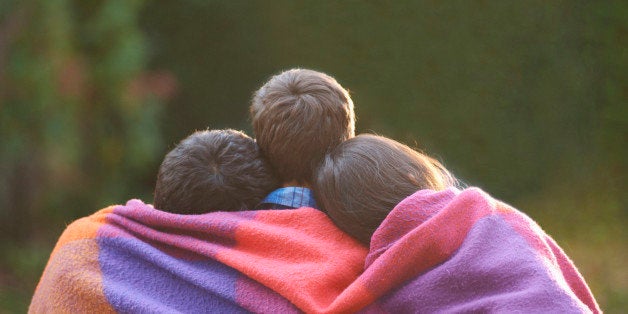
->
49, 206, 115, 258
29, 240, 115, 313
32, 206, 115, 297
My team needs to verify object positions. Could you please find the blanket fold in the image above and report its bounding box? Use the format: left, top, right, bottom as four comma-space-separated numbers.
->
30, 188, 600, 313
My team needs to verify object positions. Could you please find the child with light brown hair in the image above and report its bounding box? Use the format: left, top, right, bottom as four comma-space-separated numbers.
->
313, 133, 600, 313
314, 133, 457, 244
250, 68, 355, 210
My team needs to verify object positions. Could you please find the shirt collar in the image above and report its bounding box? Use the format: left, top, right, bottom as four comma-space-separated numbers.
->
259, 187, 318, 209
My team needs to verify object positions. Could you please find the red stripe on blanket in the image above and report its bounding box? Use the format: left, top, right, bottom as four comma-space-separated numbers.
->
217, 207, 368, 313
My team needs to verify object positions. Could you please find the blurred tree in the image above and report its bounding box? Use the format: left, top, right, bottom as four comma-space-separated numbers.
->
0, 0, 173, 242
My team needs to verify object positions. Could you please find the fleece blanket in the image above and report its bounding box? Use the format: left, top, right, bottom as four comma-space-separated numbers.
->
30, 188, 600, 313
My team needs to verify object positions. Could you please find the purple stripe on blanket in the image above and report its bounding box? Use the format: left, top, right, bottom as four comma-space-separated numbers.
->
376, 215, 590, 313
235, 276, 300, 313
98, 237, 248, 313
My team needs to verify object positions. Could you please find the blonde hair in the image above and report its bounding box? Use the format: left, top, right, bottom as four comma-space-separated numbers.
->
250, 69, 355, 184
314, 134, 457, 244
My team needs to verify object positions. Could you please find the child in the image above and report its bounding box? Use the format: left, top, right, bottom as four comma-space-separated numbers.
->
154, 129, 279, 214
314, 134, 457, 244
313, 133, 600, 312
250, 68, 355, 209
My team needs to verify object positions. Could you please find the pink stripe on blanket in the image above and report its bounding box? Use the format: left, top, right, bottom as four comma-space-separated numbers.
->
374, 215, 591, 313
362, 188, 496, 297
99, 199, 257, 260
358, 187, 600, 313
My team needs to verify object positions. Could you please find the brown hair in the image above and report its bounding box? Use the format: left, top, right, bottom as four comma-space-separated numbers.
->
314, 134, 457, 245
154, 129, 278, 214
250, 69, 355, 185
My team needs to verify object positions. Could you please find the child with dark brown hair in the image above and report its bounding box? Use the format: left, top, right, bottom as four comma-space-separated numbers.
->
154, 129, 279, 214
314, 133, 457, 244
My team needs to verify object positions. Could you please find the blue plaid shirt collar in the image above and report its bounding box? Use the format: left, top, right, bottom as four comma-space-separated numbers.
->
258, 187, 318, 209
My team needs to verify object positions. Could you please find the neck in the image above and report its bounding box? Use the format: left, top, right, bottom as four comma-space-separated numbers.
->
282, 180, 311, 188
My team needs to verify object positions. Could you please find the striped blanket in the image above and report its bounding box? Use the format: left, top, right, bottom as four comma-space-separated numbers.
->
30, 187, 600, 313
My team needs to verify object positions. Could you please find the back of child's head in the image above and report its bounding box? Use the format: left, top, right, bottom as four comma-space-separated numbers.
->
250, 68, 355, 185
314, 134, 457, 245
154, 129, 279, 214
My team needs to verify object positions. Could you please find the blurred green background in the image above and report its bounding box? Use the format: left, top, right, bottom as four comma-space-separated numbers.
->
1, 0, 626, 312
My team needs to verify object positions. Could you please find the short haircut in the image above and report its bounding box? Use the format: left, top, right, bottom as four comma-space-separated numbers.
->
154, 129, 279, 214
314, 134, 457, 245
250, 69, 355, 184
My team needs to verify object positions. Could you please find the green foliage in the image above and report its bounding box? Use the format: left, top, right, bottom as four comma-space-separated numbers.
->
1, 0, 163, 235
1, 1, 164, 309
